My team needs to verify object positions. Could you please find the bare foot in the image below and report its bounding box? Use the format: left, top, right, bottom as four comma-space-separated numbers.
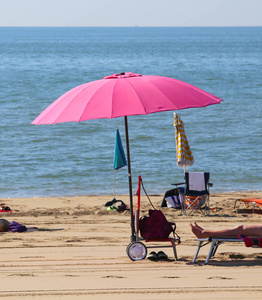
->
193, 222, 203, 230
189, 223, 206, 238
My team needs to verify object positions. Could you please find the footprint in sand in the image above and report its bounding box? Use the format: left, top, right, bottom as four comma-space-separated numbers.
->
207, 276, 233, 280
8, 274, 35, 277
102, 275, 125, 278
229, 254, 245, 259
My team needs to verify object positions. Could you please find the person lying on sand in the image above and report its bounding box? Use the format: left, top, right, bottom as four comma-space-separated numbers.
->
190, 222, 262, 238
0, 219, 39, 232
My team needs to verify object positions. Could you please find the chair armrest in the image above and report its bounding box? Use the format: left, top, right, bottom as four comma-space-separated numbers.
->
171, 182, 185, 186
207, 182, 213, 187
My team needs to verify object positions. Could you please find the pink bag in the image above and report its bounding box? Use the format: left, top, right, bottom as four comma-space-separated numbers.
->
139, 209, 176, 239
238, 235, 262, 247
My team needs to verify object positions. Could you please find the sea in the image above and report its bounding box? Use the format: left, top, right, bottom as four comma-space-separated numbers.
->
0, 27, 261, 198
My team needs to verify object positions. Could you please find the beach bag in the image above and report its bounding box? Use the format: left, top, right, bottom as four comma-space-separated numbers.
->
8, 221, 27, 232
238, 235, 262, 248
165, 195, 181, 208
104, 199, 128, 212
139, 209, 176, 239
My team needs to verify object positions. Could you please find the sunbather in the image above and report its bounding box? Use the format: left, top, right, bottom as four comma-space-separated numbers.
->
190, 222, 262, 238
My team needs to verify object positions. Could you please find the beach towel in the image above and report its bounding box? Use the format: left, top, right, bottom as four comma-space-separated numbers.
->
189, 172, 205, 191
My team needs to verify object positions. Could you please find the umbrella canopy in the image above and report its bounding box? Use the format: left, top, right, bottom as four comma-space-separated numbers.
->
32, 72, 223, 241
174, 113, 194, 172
32, 72, 222, 125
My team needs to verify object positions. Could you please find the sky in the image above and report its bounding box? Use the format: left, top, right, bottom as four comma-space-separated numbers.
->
0, 0, 262, 27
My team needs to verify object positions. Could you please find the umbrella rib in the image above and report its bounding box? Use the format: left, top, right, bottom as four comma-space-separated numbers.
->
120, 79, 148, 115
77, 80, 113, 121
45, 83, 94, 124
144, 77, 220, 111
110, 80, 121, 118
33, 87, 81, 124
140, 78, 179, 112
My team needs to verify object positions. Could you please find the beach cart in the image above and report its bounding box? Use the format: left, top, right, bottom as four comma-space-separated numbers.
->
126, 176, 181, 261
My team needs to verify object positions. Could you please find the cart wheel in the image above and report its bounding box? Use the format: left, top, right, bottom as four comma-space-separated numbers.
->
126, 241, 147, 261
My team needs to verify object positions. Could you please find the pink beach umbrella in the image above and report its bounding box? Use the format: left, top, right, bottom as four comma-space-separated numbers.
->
32, 72, 223, 241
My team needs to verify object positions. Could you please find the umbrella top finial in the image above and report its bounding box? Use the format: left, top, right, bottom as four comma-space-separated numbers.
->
104, 72, 142, 79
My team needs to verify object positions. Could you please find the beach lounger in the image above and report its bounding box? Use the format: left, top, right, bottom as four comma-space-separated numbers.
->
234, 198, 262, 213
173, 172, 212, 215
193, 237, 242, 264
193, 235, 262, 264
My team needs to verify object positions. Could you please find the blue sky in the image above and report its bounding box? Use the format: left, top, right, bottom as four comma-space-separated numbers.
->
1, 0, 262, 27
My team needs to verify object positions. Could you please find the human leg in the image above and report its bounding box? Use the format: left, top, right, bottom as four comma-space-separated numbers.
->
190, 223, 262, 238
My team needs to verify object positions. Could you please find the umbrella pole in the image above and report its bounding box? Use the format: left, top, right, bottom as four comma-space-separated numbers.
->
114, 170, 116, 199
124, 116, 135, 242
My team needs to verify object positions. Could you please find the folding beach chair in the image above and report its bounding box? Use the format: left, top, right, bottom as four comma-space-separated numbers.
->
173, 172, 212, 215
126, 176, 181, 261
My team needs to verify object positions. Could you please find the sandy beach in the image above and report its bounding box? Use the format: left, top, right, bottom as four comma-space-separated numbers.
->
0, 191, 262, 299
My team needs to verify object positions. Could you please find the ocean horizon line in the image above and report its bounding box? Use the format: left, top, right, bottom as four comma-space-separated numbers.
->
1, 25, 261, 28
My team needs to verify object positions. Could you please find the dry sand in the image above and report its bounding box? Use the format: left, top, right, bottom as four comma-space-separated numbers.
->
0, 191, 262, 299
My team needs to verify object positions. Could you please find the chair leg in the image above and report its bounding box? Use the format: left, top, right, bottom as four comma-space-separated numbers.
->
184, 195, 211, 216
193, 241, 203, 263
204, 240, 226, 264
170, 239, 178, 260
173, 244, 178, 260
205, 195, 210, 215
205, 241, 217, 264
185, 196, 203, 216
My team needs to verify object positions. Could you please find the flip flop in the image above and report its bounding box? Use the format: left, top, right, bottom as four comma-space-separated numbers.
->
147, 251, 158, 261
157, 251, 168, 260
